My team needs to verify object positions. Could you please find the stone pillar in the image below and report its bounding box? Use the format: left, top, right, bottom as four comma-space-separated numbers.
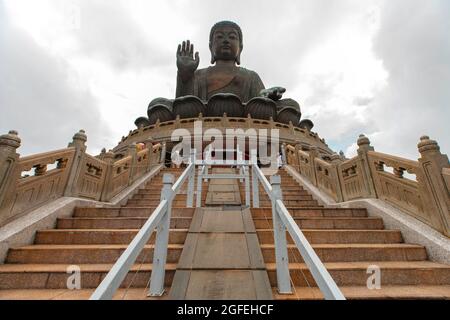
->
280, 143, 287, 165
64, 130, 87, 197
330, 153, 344, 202
417, 136, 450, 236
143, 138, 154, 169
100, 151, 115, 202
0, 131, 21, 212
293, 143, 302, 171
356, 134, 377, 198
160, 142, 167, 166
127, 143, 137, 186
309, 146, 319, 186
98, 148, 107, 160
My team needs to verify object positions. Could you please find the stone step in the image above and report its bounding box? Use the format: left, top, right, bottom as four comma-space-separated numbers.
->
272, 285, 450, 300
241, 194, 314, 201
35, 229, 189, 245
257, 229, 403, 244
137, 185, 209, 194
131, 194, 207, 200
261, 243, 427, 263
56, 217, 192, 229
257, 200, 321, 207
125, 199, 190, 206
253, 217, 384, 230
251, 208, 368, 218
0, 288, 170, 300
251, 185, 306, 191
0, 264, 176, 290
266, 261, 450, 287
6, 244, 184, 264
73, 207, 196, 218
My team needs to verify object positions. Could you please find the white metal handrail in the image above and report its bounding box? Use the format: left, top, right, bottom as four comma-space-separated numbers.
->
90, 146, 344, 300
275, 200, 345, 300
194, 161, 251, 207
90, 161, 195, 300
251, 162, 345, 300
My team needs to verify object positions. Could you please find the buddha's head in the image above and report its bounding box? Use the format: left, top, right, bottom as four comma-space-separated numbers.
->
209, 21, 243, 65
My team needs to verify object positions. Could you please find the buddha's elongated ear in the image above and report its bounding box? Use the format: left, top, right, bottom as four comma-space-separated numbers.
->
236, 53, 241, 65
209, 42, 216, 64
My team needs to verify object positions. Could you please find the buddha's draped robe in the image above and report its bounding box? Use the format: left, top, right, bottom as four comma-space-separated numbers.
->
176, 67, 265, 103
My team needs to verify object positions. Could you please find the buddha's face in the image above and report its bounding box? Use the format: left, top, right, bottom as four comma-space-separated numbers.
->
211, 26, 241, 63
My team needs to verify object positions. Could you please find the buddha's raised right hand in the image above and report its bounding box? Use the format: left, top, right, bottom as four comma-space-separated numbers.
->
177, 40, 200, 80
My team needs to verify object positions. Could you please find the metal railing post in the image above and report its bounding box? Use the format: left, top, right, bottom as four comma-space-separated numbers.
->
186, 150, 195, 208
196, 166, 203, 208
252, 165, 260, 208
244, 165, 250, 207
271, 175, 292, 294
148, 173, 174, 296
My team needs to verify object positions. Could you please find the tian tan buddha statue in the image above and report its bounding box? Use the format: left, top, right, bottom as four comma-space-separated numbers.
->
135, 21, 313, 130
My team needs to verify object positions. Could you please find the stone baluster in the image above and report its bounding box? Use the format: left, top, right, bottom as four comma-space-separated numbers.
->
100, 151, 115, 202
98, 148, 107, 160
0, 131, 21, 222
160, 142, 167, 166
64, 130, 87, 197
143, 138, 154, 169
356, 134, 377, 198
127, 143, 137, 186
330, 153, 344, 202
279, 143, 286, 166
309, 146, 319, 186
417, 136, 450, 236
293, 143, 302, 171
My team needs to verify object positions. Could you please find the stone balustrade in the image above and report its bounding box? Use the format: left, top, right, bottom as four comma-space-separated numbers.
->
0, 130, 164, 227
114, 115, 334, 156
286, 135, 450, 237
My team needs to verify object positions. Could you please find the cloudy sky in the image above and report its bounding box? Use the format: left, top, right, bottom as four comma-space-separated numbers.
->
1, 0, 449, 161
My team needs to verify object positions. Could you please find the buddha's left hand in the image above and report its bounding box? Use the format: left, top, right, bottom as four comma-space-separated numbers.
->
260, 87, 286, 101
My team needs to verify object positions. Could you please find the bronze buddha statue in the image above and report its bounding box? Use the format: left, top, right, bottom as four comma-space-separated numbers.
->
136, 21, 310, 127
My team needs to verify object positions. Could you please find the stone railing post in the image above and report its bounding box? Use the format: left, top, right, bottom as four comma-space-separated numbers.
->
64, 130, 87, 197
127, 143, 137, 186
0, 131, 21, 212
309, 146, 319, 186
281, 143, 287, 165
160, 142, 167, 166
143, 139, 154, 170
100, 151, 115, 202
294, 143, 302, 171
330, 154, 344, 202
417, 136, 450, 236
98, 148, 107, 161
356, 134, 377, 198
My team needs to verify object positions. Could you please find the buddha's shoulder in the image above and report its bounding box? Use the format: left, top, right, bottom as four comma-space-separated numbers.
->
237, 67, 260, 78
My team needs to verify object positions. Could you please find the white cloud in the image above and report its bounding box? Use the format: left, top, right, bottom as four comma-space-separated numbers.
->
1, 0, 448, 161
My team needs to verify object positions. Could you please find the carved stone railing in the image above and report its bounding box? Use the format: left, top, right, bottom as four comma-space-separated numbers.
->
114, 115, 334, 157
286, 135, 450, 237
0, 130, 164, 227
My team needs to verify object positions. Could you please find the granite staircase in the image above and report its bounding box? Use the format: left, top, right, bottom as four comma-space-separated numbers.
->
241, 170, 450, 299
0, 166, 449, 299
0, 168, 205, 300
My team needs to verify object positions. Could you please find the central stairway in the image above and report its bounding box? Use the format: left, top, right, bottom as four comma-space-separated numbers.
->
0, 166, 449, 299
241, 170, 450, 299
169, 168, 272, 300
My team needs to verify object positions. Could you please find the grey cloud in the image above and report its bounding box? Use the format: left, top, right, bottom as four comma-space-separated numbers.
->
367, 0, 450, 159
74, 0, 173, 71
0, 4, 113, 156
2, 0, 449, 162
